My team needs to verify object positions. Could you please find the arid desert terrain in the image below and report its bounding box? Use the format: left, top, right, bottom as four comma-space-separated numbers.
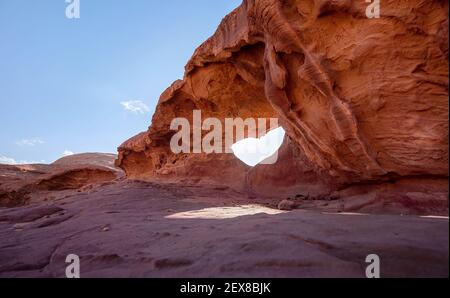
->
1, 0, 449, 278
0, 153, 448, 277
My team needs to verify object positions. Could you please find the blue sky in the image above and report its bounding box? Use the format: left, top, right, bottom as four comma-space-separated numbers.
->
0, 0, 241, 164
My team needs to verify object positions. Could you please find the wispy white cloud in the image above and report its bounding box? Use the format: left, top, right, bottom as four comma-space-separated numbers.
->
121, 100, 150, 114
16, 138, 45, 147
0, 154, 45, 165
0, 155, 18, 165
62, 150, 75, 157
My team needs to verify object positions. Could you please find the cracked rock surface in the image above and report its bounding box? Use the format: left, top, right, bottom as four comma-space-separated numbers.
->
0, 180, 448, 278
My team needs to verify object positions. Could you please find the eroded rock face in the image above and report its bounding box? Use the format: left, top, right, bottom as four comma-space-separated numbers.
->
0, 153, 123, 207
117, 0, 448, 192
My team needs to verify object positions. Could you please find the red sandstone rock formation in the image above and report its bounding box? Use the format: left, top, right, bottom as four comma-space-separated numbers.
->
117, 0, 449, 197
0, 153, 123, 207
0, 1, 448, 279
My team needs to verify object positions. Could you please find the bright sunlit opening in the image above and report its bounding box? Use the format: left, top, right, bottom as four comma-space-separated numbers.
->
231, 127, 285, 167
165, 204, 286, 220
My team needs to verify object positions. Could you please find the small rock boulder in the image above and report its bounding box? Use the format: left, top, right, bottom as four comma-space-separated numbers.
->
278, 200, 299, 211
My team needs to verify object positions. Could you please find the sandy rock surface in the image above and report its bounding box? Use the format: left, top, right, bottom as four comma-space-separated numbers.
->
0, 180, 447, 278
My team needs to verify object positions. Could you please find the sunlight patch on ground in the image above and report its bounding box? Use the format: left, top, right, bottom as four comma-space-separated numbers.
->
166, 204, 286, 220
420, 215, 449, 220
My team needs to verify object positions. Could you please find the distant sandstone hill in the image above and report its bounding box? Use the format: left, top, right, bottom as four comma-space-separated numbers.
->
116, 0, 449, 205
0, 153, 123, 207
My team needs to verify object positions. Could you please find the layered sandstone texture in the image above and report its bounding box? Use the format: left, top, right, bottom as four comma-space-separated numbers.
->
117, 0, 449, 192
0, 154, 123, 207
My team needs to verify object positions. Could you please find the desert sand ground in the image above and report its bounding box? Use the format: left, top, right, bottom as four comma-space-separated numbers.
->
0, 177, 448, 278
